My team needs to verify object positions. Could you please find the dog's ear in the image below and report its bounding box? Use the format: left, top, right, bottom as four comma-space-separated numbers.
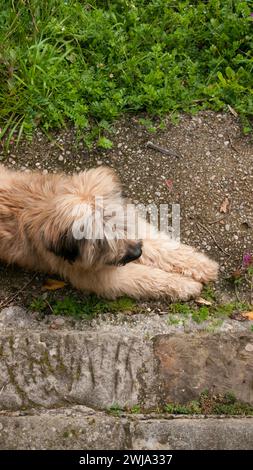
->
46, 229, 82, 263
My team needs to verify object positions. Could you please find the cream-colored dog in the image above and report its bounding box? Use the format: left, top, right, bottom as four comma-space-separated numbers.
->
0, 165, 218, 300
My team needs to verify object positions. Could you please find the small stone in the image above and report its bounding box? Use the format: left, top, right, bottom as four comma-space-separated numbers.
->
42, 169, 48, 175
245, 343, 253, 352
54, 318, 65, 327
58, 155, 64, 162
225, 224, 230, 231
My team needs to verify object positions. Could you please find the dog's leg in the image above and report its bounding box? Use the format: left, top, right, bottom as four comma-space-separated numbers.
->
71, 264, 202, 300
136, 219, 218, 283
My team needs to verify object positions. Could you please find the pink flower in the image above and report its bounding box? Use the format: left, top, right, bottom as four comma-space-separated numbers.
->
242, 253, 253, 267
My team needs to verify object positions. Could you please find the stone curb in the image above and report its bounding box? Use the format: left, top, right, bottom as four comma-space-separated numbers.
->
0, 307, 253, 410
0, 407, 253, 450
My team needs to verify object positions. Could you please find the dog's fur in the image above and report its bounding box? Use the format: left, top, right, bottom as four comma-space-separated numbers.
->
0, 165, 218, 300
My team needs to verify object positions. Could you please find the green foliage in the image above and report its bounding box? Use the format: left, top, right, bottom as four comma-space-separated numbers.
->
165, 391, 253, 415
169, 303, 192, 316
192, 306, 209, 323
168, 300, 251, 324
107, 403, 124, 416
97, 136, 113, 149
0, 0, 252, 145
130, 404, 141, 414
29, 294, 136, 318
164, 401, 201, 414
30, 297, 47, 312
202, 285, 216, 302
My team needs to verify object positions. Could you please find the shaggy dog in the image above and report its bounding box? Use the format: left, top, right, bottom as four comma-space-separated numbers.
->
0, 165, 218, 300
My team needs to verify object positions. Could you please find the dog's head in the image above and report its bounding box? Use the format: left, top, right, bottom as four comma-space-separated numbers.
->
41, 167, 142, 269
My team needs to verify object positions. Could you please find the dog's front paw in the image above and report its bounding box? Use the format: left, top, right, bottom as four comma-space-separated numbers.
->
181, 255, 219, 284
174, 277, 203, 301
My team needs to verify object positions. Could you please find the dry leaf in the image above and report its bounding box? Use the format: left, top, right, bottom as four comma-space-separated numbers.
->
165, 179, 173, 191
242, 311, 253, 321
42, 278, 66, 291
195, 297, 212, 306
219, 197, 229, 214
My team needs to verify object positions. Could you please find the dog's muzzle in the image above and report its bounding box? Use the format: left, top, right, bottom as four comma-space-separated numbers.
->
119, 241, 142, 266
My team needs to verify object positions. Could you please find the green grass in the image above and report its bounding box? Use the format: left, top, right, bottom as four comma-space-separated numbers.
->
29, 294, 136, 318
0, 0, 253, 147
168, 301, 251, 324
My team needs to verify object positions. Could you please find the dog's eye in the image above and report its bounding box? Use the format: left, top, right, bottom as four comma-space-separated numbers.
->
46, 230, 81, 263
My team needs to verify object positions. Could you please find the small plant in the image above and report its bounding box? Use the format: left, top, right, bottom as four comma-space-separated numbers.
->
192, 306, 209, 323
29, 297, 47, 312
202, 285, 216, 302
169, 303, 192, 316
97, 136, 113, 149
138, 118, 157, 133
107, 403, 124, 416
130, 404, 141, 414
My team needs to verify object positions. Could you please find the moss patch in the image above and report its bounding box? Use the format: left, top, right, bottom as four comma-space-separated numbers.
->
29, 294, 136, 319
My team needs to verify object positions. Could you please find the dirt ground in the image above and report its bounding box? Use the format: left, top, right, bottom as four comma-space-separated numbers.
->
0, 110, 252, 311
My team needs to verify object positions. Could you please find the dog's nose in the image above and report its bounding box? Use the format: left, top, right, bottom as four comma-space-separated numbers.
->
120, 242, 142, 265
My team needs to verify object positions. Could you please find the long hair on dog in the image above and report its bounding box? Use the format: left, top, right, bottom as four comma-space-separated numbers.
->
0, 164, 218, 300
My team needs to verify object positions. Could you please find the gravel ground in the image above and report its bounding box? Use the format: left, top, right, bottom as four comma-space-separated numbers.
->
0, 110, 252, 311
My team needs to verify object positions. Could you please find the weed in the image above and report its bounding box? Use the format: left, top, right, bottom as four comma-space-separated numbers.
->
169, 303, 192, 316
138, 118, 157, 133
164, 402, 201, 414
0, 1, 252, 146
97, 136, 113, 149
29, 297, 47, 312
107, 403, 124, 416
192, 306, 209, 323
202, 285, 216, 302
165, 391, 253, 415
130, 404, 141, 414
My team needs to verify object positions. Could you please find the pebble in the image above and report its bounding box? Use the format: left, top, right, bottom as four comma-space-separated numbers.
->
58, 155, 64, 161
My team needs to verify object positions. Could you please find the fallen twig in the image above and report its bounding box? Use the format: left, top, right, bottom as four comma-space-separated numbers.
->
0, 273, 37, 310
208, 216, 226, 225
228, 134, 239, 154
196, 221, 230, 256
147, 141, 181, 158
